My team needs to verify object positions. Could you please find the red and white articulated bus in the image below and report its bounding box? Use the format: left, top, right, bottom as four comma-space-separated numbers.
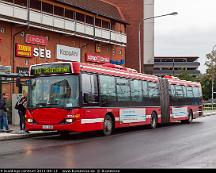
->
25, 62, 203, 135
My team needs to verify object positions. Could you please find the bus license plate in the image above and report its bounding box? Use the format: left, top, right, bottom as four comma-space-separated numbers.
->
42, 125, 53, 130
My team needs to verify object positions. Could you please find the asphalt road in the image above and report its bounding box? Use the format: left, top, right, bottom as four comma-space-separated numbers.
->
0, 115, 216, 168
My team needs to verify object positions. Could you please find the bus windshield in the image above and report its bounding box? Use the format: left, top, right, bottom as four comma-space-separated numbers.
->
28, 75, 79, 108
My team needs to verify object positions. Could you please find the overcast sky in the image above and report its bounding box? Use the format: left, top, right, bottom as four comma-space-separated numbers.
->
154, 0, 216, 74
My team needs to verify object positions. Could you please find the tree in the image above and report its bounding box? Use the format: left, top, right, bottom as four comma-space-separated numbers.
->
200, 74, 211, 100
201, 50, 216, 100
178, 69, 197, 82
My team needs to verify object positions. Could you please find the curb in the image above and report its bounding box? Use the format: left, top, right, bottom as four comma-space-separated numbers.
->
203, 112, 216, 117
0, 131, 59, 141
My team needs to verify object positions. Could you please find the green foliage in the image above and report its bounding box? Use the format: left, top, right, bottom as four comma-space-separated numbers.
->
178, 70, 197, 82
200, 50, 216, 100
200, 75, 211, 100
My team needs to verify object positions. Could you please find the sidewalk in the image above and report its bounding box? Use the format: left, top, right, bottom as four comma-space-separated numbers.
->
0, 124, 58, 141
1, 110, 216, 141
202, 109, 216, 117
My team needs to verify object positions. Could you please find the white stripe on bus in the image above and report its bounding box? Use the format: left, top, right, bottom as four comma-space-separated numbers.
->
81, 118, 104, 124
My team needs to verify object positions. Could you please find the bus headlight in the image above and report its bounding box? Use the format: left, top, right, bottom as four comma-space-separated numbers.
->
27, 118, 33, 123
65, 118, 73, 123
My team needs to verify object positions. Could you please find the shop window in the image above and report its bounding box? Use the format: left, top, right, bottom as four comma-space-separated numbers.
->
54, 6, 64, 17
95, 18, 101, 27
30, 0, 41, 10
76, 13, 85, 22
65, 9, 74, 19
42, 2, 53, 14
86, 15, 94, 25
14, 0, 27, 6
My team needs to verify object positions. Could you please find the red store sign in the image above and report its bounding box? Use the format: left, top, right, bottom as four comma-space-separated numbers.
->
25, 34, 48, 46
86, 54, 110, 64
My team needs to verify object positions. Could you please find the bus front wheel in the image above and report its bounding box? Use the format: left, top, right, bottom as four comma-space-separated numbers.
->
103, 114, 114, 136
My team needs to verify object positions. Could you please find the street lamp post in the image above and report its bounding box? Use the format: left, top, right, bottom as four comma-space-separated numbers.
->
211, 45, 216, 110
138, 12, 178, 73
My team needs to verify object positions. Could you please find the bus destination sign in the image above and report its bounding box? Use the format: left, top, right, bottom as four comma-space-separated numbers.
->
30, 63, 72, 76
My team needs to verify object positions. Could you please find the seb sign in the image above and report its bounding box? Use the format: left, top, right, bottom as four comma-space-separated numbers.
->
16, 44, 51, 59
86, 54, 110, 64
16, 34, 51, 58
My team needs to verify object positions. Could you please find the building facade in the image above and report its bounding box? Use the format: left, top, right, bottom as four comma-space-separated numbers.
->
0, 0, 128, 96
153, 56, 200, 77
104, 0, 155, 74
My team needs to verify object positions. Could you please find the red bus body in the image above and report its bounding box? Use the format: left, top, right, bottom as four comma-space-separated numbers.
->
25, 62, 203, 133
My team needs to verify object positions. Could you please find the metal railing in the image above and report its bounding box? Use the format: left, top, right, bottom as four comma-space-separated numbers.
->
203, 103, 216, 110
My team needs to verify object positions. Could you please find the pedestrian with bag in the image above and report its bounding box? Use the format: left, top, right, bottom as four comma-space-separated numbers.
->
15, 91, 27, 132
0, 93, 11, 132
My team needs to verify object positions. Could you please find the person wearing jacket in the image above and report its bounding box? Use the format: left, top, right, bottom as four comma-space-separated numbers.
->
15, 91, 27, 132
0, 93, 10, 132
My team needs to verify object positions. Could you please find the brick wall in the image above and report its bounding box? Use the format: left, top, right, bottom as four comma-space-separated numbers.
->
104, 0, 144, 72
0, 20, 126, 96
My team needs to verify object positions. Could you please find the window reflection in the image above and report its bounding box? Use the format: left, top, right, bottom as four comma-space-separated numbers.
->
29, 75, 79, 108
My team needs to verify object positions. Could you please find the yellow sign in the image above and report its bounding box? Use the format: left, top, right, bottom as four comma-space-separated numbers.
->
16, 44, 33, 58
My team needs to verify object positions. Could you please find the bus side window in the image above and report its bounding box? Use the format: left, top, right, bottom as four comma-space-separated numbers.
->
116, 77, 131, 102
142, 81, 148, 97
148, 82, 160, 98
186, 86, 194, 98
131, 80, 142, 102
193, 87, 200, 98
169, 85, 175, 97
82, 73, 99, 104
175, 85, 184, 98
99, 75, 116, 103
198, 86, 203, 98
182, 86, 187, 98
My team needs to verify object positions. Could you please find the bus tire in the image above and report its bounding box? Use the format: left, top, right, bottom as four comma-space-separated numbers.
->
181, 111, 193, 124
150, 112, 158, 129
103, 114, 114, 136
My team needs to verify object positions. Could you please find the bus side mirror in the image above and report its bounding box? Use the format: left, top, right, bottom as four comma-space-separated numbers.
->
84, 93, 90, 103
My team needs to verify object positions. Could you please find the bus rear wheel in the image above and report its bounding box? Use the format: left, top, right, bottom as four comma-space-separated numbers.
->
103, 115, 114, 136
150, 112, 158, 129
181, 112, 193, 124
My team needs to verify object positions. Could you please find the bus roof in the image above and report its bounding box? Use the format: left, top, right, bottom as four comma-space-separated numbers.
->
29, 62, 201, 86
164, 75, 201, 87
80, 63, 159, 82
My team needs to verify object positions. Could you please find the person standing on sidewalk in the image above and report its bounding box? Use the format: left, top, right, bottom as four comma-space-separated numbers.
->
0, 93, 10, 132
15, 91, 27, 132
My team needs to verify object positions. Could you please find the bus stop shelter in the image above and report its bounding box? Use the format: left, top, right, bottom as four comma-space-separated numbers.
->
0, 72, 29, 98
